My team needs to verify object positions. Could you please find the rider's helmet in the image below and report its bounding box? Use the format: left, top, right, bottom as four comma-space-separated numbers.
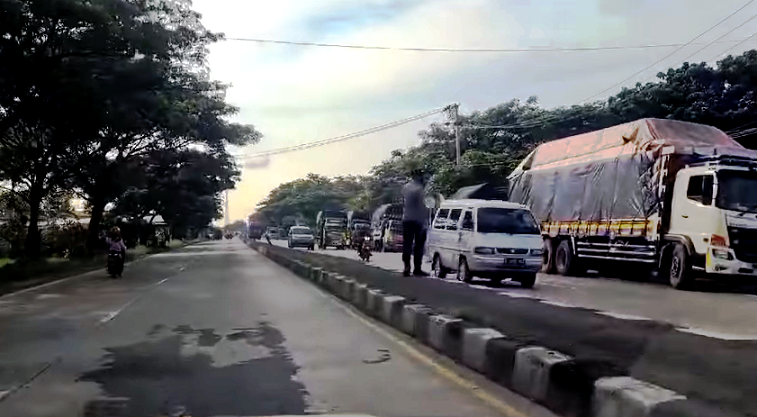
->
109, 226, 121, 238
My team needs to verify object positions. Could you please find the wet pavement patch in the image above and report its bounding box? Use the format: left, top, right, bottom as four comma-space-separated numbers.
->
171, 325, 222, 347
79, 322, 307, 417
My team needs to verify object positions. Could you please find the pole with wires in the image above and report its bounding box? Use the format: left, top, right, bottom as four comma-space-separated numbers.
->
452, 103, 461, 166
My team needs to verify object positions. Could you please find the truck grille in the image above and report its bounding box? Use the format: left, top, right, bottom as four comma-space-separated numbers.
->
728, 226, 757, 263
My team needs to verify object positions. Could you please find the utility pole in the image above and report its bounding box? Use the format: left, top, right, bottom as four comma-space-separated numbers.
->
452, 103, 461, 166
224, 190, 230, 227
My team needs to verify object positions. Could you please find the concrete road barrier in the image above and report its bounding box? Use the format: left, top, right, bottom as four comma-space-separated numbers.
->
512, 346, 571, 403
249, 242, 741, 417
427, 315, 463, 359
461, 328, 506, 373
380, 295, 405, 326
352, 283, 368, 308
401, 304, 433, 337
592, 376, 684, 417
365, 289, 384, 317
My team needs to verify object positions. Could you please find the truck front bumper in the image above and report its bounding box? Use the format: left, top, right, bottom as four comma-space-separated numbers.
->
705, 247, 757, 276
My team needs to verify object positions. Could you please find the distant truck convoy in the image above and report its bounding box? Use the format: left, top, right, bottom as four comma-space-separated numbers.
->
316, 210, 348, 249
508, 118, 757, 289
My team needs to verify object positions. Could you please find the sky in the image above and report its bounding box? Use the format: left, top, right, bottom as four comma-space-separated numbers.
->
190, 0, 757, 222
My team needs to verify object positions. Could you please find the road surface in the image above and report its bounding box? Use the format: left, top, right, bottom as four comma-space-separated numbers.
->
271, 239, 757, 340
0, 239, 553, 417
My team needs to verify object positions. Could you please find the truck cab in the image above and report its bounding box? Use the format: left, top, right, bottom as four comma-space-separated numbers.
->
667, 161, 757, 286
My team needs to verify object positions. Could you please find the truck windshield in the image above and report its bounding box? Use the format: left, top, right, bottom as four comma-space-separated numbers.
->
717, 170, 757, 214
354, 223, 370, 229
326, 225, 342, 231
477, 208, 540, 235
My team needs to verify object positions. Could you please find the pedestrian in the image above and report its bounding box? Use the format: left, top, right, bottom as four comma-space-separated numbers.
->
402, 168, 429, 277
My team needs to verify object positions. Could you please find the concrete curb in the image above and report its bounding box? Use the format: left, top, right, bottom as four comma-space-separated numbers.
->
250, 242, 742, 417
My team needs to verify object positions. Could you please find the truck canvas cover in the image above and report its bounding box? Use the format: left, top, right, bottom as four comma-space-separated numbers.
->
508, 118, 744, 224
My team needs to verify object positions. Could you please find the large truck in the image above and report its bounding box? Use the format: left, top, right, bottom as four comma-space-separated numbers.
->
346, 211, 372, 249
245, 214, 263, 241
316, 210, 348, 249
371, 203, 404, 252
508, 118, 757, 289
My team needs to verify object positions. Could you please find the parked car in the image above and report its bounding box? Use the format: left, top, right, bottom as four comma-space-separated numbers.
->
427, 199, 542, 288
288, 226, 315, 250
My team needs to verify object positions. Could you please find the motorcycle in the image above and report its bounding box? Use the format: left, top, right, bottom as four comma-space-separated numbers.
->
107, 250, 124, 278
358, 236, 372, 262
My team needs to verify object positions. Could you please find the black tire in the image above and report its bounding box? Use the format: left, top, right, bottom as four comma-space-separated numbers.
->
456, 257, 473, 283
519, 273, 537, 289
432, 254, 448, 279
669, 243, 693, 290
555, 240, 583, 276
542, 238, 556, 274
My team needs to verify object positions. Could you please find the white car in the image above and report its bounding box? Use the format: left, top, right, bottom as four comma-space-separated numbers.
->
427, 199, 542, 288
288, 226, 315, 250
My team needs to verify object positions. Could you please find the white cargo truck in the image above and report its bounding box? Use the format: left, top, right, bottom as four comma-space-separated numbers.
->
508, 118, 757, 289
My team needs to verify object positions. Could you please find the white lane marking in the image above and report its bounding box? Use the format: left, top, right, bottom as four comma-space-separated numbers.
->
598, 312, 652, 321
498, 291, 542, 299
539, 300, 577, 308
98, 297, 139, 325
676, 327, 757, 341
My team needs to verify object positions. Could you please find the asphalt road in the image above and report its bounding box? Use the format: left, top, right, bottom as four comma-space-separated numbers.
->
0, 239, 553, 417
271, 239, 757, 340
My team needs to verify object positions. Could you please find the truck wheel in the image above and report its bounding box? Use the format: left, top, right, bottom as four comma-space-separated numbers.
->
669, 244, 693, 290
542, 238, 555, 274
432, 254, 448, 279
555, 240, 582, 276
456, 257, 473, 283
519, 273, 537, 289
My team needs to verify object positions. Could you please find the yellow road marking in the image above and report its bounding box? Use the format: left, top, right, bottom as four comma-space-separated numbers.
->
317, 289, 530, 417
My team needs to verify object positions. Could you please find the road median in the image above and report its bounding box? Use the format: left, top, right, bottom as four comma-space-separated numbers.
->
251, 241, 752, 417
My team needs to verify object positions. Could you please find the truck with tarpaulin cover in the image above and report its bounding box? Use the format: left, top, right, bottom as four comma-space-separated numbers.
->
508, 118, 757, 289
245, 214, 263, 241
316, 210, 347, 249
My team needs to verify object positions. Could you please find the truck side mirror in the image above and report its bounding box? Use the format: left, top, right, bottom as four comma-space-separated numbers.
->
702, 175, 714, 206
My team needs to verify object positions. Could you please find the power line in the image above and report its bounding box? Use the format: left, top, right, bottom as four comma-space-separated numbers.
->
224, 37, 719, 53
677, 14, 757, 64
708, 30, 757, 62
233, 106, 450, 159
580, 0, 756, 103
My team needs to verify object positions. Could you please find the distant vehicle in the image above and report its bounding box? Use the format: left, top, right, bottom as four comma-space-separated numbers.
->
316, 210, 347, 249
509, 118, 757, 289
371, 203, 403, 252
288, 226, 315, 250
428, 199, 541, 288
346, 210, 372, 249
245, 214, 263, 241
381, 219, 404, 252
266, 226, 281, 240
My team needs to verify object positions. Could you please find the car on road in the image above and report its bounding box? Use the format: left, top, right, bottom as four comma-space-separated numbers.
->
428, 199, 542, 288
288, 226, 315, 250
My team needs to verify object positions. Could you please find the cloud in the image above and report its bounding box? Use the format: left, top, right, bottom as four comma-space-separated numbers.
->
194, 0, 757, 220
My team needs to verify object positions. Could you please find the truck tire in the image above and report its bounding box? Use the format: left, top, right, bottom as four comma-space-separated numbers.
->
542, 238, 556, 274
555, 240, 583, 276
668, 244, 693, 290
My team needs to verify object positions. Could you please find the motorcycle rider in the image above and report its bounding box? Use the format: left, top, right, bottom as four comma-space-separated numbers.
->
106, 227, 127, 277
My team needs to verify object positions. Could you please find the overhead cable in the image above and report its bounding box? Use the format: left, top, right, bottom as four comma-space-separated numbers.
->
233, 106, 449, 159
580, 0, 756, 103
224, 37, 717, 53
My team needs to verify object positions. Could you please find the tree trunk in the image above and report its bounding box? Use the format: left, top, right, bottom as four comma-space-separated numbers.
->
24, 185, 43, 259
86, 195, 107, 252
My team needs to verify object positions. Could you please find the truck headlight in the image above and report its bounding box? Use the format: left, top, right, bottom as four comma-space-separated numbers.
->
712, 248, 733, 260
474, 247, 496, 255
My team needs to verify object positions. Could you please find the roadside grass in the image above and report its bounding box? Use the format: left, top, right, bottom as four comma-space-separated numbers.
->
0, 239, 195, 296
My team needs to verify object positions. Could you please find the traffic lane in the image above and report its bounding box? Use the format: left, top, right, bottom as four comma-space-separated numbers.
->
0, 239, 540, 417
0, 243, 201, 400
281, 240, 757, 339
260, 242, 757, 416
